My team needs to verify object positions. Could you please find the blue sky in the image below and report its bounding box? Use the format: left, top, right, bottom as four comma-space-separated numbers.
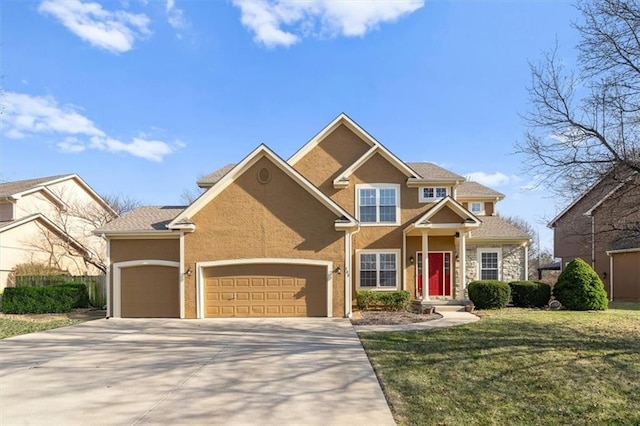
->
1, 0, 581, 251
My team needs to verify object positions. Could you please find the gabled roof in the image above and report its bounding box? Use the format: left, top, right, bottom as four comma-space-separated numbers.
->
411, 196, 481, 228
456, 181, 504, 199
197, 164, 236, 188
0, 174, 73, 198
467, 216, 531, 241
0, 213, 92, 255
332, 145, 418, 188
0, 174, 117, 217
95, 206, 186, 234
548, 169, 638, 227
405, 162, 466, 182
169, 144, 358, 230
288, 113, 419, 181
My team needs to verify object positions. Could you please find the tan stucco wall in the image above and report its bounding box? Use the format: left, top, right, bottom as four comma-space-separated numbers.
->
431, 206, 465, 224
183, 156, 346, 318
108, 238, 180, 314
292, 123, 371, 196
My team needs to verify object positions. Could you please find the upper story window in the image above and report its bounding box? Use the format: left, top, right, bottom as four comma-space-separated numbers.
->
419, 186, 448, 203
470, 202, 484, 215
356, 184, 400, 225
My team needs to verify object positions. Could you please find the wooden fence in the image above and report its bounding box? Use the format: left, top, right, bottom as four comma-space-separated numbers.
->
15, 275, 107, 308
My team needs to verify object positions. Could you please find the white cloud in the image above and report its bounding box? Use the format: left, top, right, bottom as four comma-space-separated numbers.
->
466, 171, 520, 187
231, 0, 424, 47
38, 0, 151, 53
166, 0, 187, 36
3, 91, 181, 162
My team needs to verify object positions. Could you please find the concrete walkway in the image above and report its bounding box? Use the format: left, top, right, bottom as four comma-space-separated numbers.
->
353, 311, 479, 333
1, 318, 395, 426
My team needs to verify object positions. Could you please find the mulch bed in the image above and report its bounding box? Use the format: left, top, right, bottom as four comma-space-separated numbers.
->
0, 308, 105, 323
351, 310, 442, 325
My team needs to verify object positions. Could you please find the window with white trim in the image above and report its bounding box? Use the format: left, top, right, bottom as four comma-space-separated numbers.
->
356, 184, 400, 224
419, 186, 448, 202
358, 251, 399, 289
478, 249, 501, 280
470, 202, 484, 215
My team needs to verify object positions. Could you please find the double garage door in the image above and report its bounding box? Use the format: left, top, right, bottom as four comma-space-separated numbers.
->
203, 264, 327, 317
118, 262, 328, 318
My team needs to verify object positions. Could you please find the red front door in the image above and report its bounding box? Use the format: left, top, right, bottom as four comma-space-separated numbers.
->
417, 252, 451, 297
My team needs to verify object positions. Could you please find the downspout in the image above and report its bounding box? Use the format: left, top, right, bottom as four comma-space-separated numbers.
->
590, 215, 595, 269
607, 252, 614, 302
345, 225, 361, 318
101, 233, 110, 319
179, 230, 185, 319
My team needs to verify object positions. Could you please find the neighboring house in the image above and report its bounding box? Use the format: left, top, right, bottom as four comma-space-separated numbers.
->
96, 114, 530, 318
0, 174, 117, 289
549, 168, 640, 301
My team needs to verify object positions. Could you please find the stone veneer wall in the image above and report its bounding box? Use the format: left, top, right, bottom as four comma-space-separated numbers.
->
465, 244, 527, 286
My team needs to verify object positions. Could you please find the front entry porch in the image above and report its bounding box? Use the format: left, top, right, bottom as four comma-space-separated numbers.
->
403, 196, 482, 304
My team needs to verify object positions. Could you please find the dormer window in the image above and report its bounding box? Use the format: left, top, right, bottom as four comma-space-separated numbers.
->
419, 186, 448, 203
470, 202, 484, 215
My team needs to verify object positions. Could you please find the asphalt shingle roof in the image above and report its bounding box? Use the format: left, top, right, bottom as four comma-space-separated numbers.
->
469, 216, 531, 240
96, 206, 187, 232
457, 181, 504, 199
0, 174, 73, 198
197, 164, 236, 187
406, 162, 465, 181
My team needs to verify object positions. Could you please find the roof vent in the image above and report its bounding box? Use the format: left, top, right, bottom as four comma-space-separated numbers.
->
257, 167, 271, 184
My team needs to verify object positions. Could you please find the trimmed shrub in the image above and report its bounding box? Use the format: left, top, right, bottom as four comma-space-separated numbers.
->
356, 290, 376, 310
356, 290, 411, 311
509, 281, 551, 308
553, 258, 608, 311
1, 286, 77, 314
59, 283, 90, 308
468, 280, 511, 309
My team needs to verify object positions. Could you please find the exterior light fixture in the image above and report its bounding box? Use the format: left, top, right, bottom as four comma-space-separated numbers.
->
409, 256, 414, 264
185, 267, 193, 277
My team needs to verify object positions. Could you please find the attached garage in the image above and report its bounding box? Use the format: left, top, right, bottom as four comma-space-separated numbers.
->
114, 261, 180, 318
200, 261, 331, 318
609, 249, 640, 302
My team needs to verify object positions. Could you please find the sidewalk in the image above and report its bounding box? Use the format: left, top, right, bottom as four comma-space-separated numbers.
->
353, 310, 479, 332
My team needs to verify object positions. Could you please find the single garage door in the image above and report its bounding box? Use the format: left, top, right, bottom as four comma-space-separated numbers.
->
612, 252, 640, 301
204, 263, 327, 317
121, 265, 180, 318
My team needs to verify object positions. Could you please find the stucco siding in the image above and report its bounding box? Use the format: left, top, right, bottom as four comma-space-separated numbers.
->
184, 156, 346, 318
292, 123, 371, 197
0, 221, 96, 289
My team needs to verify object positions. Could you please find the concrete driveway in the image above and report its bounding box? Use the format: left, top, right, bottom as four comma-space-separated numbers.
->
0, 318, 395, 426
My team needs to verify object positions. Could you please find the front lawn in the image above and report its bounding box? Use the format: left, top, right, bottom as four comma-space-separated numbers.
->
0, 315, 82, 339
360, 304, 640, 426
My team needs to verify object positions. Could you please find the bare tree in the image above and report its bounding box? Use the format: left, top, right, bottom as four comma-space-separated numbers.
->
26, 188, 125, 275
519, 0, 640, 199
101, 193, 142, 216
501, 215, 555, 280
180, 187, 203, 205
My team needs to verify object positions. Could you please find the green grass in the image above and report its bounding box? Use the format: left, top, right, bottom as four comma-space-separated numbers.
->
0, 318, 82, 339
360, 304, 640, 426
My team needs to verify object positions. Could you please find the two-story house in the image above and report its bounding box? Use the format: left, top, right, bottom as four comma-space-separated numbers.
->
97, 114, 530, 318
549, 166, 640, 301
0, 174, 117, 289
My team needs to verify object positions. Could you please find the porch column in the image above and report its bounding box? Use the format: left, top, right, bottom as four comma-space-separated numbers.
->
460, 231, 466, 301
421, 230, 429, 301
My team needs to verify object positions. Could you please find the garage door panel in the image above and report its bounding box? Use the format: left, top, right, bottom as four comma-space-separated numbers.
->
204, 263, 327, 317
120, 265, 179, 318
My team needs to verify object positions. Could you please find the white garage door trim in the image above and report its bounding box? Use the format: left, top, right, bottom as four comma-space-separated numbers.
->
112, 260, 180, 318
196, 259, 333, 319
